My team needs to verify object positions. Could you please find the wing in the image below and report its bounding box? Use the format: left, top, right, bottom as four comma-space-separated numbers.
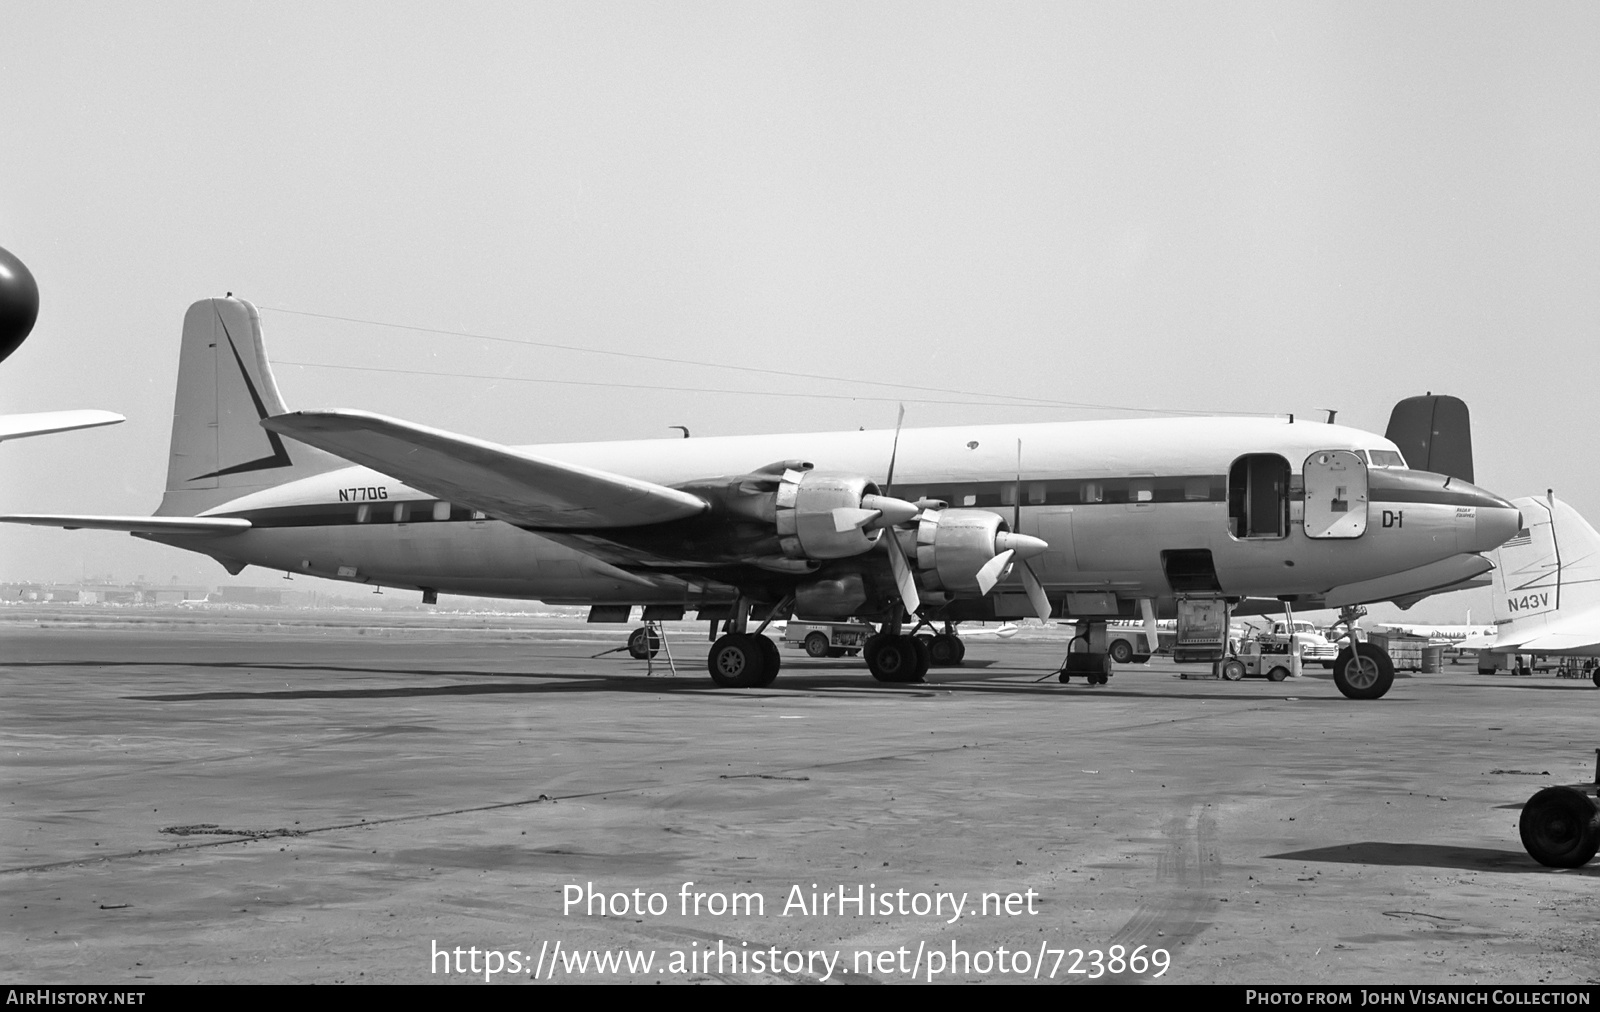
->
0, 410, 124, 442
0, 514, 250, 535
262, 410, 708, 529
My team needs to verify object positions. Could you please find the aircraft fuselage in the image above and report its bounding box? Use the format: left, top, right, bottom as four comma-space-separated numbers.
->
149, 414, 1520, 616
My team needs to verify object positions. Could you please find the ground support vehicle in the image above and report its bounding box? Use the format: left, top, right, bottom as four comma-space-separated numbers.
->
1103, 623, 1159, 665
1519, 750, 1600, 868
783, 620, 873, 659
1219, 639, 1302, 682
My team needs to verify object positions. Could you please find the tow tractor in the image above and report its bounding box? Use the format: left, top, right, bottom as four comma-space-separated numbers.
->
1218, 637, 1302, 682
1519, 749, 1600, 868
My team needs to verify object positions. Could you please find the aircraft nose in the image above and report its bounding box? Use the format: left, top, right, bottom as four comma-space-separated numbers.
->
1468, 496, 1523, 554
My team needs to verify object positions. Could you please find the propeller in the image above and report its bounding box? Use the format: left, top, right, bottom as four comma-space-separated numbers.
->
1007, 438, 1053, 622
975, 531, 1049, 594
877, 405, 921, 616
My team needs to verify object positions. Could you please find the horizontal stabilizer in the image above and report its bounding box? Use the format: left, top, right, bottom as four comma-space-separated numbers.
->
0, 409, 124, 443
1496, 631, 1598, 653
0, 514, 250, 535
262, 410, 709, 529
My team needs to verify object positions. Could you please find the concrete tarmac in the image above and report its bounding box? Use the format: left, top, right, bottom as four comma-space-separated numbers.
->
3, 607, 1598, 985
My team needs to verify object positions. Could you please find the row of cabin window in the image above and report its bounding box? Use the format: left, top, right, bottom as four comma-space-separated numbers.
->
900, 476, 1225, 508
352, 501, 488, 524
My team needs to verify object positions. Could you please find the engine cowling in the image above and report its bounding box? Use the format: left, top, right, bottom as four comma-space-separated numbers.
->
900, 508, 1048, 596
681, 462, 921, 564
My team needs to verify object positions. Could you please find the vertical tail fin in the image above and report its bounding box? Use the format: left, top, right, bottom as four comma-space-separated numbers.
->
1385, 394, 1474, 482
156, 298, 342, 516
1490, 495, 1600, 626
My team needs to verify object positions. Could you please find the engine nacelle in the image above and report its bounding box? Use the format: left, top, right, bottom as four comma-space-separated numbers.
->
775, 471, 884, 560
678, 462, 920, 566
909, 509, 1008, 595
894, 508, 1047, 598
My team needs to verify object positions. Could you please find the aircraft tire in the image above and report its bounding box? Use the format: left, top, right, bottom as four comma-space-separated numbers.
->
928, 633, 963, 666
867, 635, 920, 683
1266, 665, 1291, 682
708, 634, 764, 688
1519, 786, 1600, 868
804, 632, 830, 658
627, 627, 661, 660
909, 635, 931, 682
1220, 659, 1245, 681
863, 633, 888, 671
1332, 646, 1395, 700
753, 634, 781, 687
1108, 639, 1134, 665
1593, 669, 1599, 688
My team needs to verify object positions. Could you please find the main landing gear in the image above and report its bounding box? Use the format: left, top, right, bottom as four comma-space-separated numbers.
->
707, 633, 780, 688
865, 632, 931, 683
913, 622, 966, 668
704, 594, 788, 688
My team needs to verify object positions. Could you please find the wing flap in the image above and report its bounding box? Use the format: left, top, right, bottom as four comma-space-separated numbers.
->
262, 410, 708, 529
2, 514, 250, 535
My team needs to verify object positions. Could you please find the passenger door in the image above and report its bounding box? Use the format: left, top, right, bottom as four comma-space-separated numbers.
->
1302, 450, 1368, 539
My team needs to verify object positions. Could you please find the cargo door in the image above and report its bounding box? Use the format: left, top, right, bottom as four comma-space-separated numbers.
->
1302, 450, 1368, 538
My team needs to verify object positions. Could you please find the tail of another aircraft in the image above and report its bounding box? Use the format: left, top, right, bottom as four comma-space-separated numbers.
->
1489, 495, 1600, 627
155, 298, 343, 516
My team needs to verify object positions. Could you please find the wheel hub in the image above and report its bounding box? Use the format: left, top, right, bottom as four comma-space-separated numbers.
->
1346, 657, 1381, 688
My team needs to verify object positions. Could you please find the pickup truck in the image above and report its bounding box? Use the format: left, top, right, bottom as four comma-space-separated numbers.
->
1258, 620, 1338, 669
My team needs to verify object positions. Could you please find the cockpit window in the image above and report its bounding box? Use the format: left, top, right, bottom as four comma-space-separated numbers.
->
1368, 450, 1406, 468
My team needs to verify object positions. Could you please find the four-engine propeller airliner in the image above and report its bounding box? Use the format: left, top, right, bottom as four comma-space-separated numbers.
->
4, 297, 1524, 698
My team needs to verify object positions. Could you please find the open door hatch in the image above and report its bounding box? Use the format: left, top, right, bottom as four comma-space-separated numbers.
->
1229, 454, 1289, 539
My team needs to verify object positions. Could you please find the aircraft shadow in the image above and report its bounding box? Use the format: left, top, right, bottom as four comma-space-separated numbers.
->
1267, 842, 1600, 875
127, 668, 1354, 703
1471, 681, 1600, 691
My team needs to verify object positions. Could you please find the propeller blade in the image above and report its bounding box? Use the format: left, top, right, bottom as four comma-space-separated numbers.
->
884, 404, 905, 496
1020, 562, 1052, 622
993, 531, 1048, 563
975, 549, 1015, 595
1140, 597, 1159, 659
883, 529, 921, 616
1014, 438, 1023, 533
832, 506, 880, 532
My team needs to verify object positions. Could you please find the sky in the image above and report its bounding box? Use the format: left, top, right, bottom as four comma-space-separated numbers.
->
1, 2, 1596, 623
